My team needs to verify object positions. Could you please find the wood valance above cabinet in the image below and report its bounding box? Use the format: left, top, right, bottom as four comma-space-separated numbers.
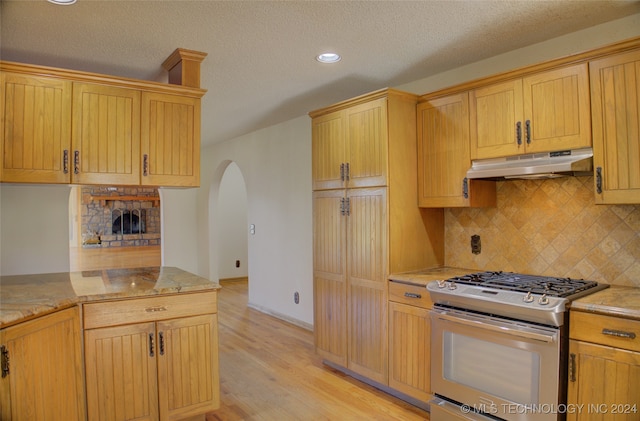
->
0, 48, 206, 187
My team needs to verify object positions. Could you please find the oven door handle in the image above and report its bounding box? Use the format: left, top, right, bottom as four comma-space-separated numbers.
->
434, 312, 557, 343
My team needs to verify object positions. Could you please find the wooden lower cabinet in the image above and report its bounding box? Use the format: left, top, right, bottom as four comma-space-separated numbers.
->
0, 307, 86, 421
388, 281, 432, 403
567, 340, 640, 421
83, 293, 220, 421
568, 310, 640, 421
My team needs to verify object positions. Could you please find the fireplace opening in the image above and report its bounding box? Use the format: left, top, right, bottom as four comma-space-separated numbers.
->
112, 210, 146, 235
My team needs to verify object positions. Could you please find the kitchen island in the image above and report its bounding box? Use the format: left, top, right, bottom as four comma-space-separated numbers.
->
0, 266, 220, 421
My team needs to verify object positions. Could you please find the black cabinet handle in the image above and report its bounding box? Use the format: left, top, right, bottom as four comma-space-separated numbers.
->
1, 345, 9, 378
569, 353, 576, 382
596, 167, 603, 194
159, 332, 165, 356
602, 328, 636, 339
525, 120, 531, 144
149, 333, 155, 357
74, 150, 80, 175
143, 154, 149, 177
63, 150, 69, 174
404, 292, 422, 299
516, 121, 522, 146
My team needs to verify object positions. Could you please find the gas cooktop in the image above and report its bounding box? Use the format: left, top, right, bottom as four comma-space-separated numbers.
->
427, 271, 609, 326
446, 271, 601, 297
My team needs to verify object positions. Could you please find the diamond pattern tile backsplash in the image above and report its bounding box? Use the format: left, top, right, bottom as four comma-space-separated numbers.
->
445, 176, 640, 287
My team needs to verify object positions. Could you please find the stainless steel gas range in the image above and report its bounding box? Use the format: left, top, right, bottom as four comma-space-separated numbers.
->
427, 271, 608, 421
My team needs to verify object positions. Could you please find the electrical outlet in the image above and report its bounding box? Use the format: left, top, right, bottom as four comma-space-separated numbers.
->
294, 291, 300, 304
235, 260, 240, 268
471, 234, 481, 254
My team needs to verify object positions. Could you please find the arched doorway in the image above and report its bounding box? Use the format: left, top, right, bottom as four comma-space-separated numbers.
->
216, 162, 248, 282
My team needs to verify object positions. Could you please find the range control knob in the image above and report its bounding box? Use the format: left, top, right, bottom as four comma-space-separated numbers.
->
448, 281, 457, 290
523, 292, 534, 303
538, 294, 549, 305
437, 280, 447, 289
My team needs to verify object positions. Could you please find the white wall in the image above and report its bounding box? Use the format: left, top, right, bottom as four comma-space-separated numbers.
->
0, 184, 71, 275
198, 115, 314, 328
217, 163, 249, 279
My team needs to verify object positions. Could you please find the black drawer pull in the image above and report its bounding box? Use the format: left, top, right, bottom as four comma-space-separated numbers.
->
404, 292, 422, 299
602, 328, 636, 339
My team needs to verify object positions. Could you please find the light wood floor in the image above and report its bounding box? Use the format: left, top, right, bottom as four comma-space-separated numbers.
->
69, 245, 161, 271
206, 280, 430, 421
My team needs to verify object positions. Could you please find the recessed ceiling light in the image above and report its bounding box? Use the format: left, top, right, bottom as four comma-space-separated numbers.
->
316, 53, 341, 64
48, 0, 77, 5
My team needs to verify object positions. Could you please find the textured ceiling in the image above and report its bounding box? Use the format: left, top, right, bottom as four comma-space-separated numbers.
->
1, 1, 639, 148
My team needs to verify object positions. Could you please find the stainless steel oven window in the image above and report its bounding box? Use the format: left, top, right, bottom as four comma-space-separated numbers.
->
443, 331, 541, 403
431, 308, 563, 421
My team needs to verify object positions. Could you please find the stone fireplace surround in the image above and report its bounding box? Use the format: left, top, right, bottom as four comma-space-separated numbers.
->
80, 186, 160, 248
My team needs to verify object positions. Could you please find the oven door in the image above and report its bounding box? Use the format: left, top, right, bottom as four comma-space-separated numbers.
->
431, 307, 562, 421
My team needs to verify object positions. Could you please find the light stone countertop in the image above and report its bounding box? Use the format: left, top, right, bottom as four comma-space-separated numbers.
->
570, 285, 640, 321
389, 267, 478, 287
0, 266, 220, 328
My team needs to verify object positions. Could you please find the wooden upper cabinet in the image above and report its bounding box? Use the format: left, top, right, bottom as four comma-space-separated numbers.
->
311, 96, 388, 190
470, 79, 523, 159
470, 63, 591, 159
345, 98, 388, 188
417, 92, 495, 207
72, 82, 141, 185
590, 49, 640, 204
1, 51, 205, 187
312, 109, 346, 190
1, 72, 72, 183
141, 92, 200, 187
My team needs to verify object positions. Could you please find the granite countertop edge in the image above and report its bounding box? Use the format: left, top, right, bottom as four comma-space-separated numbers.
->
388, 266, 478, 287
0, 266, 221, 328
569, 285, 640, 321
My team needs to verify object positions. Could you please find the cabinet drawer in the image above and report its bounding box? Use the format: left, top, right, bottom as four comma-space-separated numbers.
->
388, 281, 432, 309
83, 291, 217, 329
570, 311, 640, 352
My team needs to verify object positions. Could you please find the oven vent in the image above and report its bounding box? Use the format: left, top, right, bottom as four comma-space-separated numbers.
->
466, 147, 593, 180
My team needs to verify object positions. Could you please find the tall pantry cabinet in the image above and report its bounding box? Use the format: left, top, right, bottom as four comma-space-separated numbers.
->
310, 89, 443, 385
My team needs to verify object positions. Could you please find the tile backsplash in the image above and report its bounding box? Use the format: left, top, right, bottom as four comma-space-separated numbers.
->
444, 176, 640, 287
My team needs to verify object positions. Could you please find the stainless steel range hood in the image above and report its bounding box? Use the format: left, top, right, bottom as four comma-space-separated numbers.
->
466, 147, 593, 180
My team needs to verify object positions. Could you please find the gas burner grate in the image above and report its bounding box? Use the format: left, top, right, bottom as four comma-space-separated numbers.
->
448, 271, 600, 297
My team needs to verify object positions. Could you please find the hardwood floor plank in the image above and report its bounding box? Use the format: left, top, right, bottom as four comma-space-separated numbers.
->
207, 280, 429, 421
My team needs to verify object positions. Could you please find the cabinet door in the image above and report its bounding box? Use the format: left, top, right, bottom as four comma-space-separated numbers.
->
388, 301, 431, 402
157, 314, 219, 421
590, 50, 640, 204
470, 79, 523, 159
346, 98, 388, 188
84, 322, 159, 421
312, 109, 346, 190
72, 82, 141, 185
0, 307, 85, 421
418, 93, 495, 207
523, 63, 591, 153
312, 189, 348, 366
1, 72, 72, 183
347, 187, 388, 384
141, 92, 200, 187
567, 340, 640, 421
